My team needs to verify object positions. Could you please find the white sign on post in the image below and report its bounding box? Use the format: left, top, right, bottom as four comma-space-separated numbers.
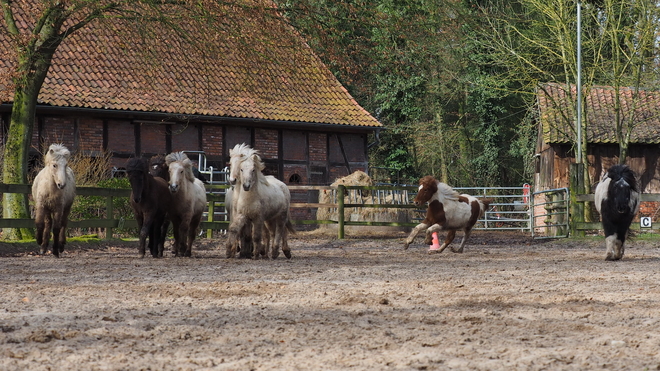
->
640, 217, 652, 228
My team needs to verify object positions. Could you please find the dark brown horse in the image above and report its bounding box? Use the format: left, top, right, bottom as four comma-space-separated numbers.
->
126, 157, 172, 258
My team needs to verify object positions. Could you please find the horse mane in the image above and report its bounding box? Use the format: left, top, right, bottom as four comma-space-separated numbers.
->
150, 154, 166, 166
436, 182, 461, 202
45, 144, 71, 163
165, 151, 189, 165
230, 143, 257, 159
230, 143, 265, 173
126, 157, 147, 173
607, 164, 638, 193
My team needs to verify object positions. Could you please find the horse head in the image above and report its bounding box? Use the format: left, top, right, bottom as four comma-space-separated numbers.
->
413, 176, 439, 206
238, 153, 265, 191
45, 144, 71, 190
166, 153, 195, 194
149, 155, 169, 181
229, 143, 256, 186
607, 165, 639, 214
126, 158, 148, 203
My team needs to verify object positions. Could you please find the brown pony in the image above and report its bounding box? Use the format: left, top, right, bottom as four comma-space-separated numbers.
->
126, 157, 172, 258
404, 176, 491, 253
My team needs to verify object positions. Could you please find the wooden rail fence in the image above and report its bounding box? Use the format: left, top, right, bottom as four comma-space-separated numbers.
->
0, 184, 421, 240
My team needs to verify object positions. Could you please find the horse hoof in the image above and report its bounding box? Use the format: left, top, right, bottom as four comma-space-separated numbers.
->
403, 244, 410, 250
284, 251, 292, 259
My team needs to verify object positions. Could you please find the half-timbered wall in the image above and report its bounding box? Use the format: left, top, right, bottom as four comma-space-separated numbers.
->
9, 113, 371, 186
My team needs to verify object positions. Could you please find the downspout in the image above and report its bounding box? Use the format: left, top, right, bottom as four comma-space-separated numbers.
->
367, 128, 382, 150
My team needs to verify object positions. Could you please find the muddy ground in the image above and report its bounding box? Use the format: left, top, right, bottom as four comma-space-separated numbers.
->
1, 230, 660, 370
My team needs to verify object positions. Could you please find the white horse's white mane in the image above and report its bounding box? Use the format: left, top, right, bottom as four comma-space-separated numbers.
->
230, 143, 258, 159
45, 144, 71, 163
165, 151, 190, 165
436, 182, 460, 202
230, 143, 265, 172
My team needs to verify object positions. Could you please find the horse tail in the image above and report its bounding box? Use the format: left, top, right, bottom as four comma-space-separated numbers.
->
286, 219, 296, 235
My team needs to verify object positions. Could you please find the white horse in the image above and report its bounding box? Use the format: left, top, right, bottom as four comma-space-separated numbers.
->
32, 144, 76, 257
226, 143, 294, 259
165, 152, 207, 257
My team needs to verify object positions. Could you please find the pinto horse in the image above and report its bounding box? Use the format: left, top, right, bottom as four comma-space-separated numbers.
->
126, 157, 171, 258
32, 144, 76, 257
594, 164, 640, 261
404, 176, 490, 253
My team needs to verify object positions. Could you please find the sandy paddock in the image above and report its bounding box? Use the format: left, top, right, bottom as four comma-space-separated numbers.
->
1, 230, 660, 370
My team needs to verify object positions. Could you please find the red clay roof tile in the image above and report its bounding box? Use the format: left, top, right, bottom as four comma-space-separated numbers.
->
538, 83, 660, 144
0, 1, 381, 129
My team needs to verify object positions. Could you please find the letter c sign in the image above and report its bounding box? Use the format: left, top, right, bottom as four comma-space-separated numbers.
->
640, 217, 652, 228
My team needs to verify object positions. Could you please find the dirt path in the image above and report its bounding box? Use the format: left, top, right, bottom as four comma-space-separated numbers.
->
1, 231, 660, 370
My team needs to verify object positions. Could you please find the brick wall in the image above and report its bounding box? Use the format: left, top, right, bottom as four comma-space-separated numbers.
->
107, 120, 135, 154
309, 132, 326, 163
42, 117, 75, 150
140, 123, 167, 155
639, 201, 660, 221
172, 123, 199, 152
202, 124, 222, 157
254, 129, 278, 159
78, 118, 104, 154
284, 164, 308, 185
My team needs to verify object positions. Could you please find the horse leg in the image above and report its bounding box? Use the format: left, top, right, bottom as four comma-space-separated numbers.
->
282, 220, 294, 259
451, 228, 472, 253
184, 213, 203, 257
426, 226, 456, 254
239, 222, 254, 259
605, 234, 620, 261
262, 222, 272, 257
404, 222, 429, 249
226, 215, 247, 258
135, 214, 146, 257
160, 218, 170, 257
266, 220, 278, 259
59, 205, 72, 254
51, 216, 64, 258
34, 207, 48, 255
177, 219, 190, 257
250, 217, 265, 259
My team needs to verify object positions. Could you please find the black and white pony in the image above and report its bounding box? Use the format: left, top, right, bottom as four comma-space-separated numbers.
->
594, 164, 640, 261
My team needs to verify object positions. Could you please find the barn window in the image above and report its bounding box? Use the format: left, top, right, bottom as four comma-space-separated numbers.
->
289, 173, 302, 184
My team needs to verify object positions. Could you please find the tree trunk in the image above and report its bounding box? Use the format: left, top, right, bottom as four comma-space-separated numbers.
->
2, 87, 38, 239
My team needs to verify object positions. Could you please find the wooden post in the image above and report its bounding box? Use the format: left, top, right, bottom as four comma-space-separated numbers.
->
338, 185, 345, 239
570, 163, 585, 237
206, 199, 215, 239
106, 195, 114, 239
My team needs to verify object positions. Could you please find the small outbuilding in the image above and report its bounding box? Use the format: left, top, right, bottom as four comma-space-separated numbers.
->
534, 83, 660, 220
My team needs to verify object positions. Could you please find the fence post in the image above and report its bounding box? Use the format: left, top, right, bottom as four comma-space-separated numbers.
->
570, 163, 585, 237
207, 199, 215, 238
338, 185, 345, 239
106, 195, 114, 239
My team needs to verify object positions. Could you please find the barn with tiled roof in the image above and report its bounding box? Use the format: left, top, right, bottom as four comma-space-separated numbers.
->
0, 2, 381, 186
535, 83, 660, 194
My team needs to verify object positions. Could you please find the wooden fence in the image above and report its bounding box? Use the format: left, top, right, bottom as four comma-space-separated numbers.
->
0, 184, 421, 240
573, 193, 660, 232
8, 182, 655, 239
